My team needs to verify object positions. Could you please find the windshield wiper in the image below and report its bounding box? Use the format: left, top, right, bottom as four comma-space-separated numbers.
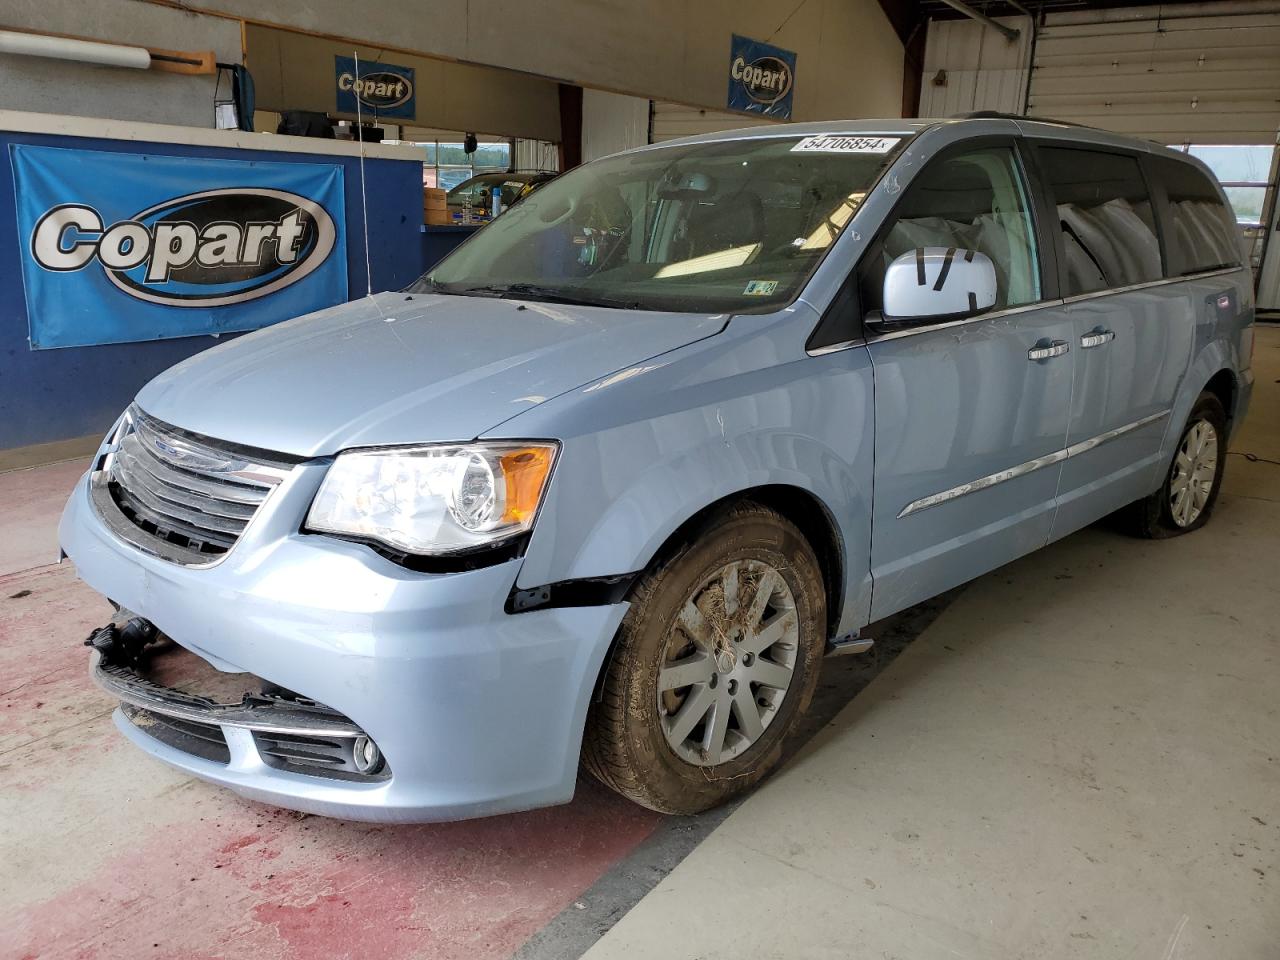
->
450, 283, 645, 310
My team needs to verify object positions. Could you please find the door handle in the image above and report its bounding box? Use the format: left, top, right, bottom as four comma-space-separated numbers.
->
1028, 339, 1070, 361
1080, 329, 1116, 349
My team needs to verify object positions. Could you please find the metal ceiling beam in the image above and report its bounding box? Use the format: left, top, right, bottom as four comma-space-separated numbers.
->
875, 0, 926, 46
935, 0, 1022, 40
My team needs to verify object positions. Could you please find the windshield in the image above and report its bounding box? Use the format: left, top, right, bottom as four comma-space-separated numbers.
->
411, 134, 907, 312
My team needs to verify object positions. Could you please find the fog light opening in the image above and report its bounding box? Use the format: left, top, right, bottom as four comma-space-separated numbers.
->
352, 735, 382, 774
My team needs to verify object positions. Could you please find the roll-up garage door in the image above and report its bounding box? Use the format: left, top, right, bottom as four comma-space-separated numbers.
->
649, 102, 779, 143
1028, 4, 1280, 145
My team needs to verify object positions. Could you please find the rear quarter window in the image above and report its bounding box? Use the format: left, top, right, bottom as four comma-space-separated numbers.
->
1150, 156, 1244, 276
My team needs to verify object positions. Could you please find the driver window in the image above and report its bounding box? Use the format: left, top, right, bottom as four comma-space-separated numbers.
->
860, 145, 1040, 314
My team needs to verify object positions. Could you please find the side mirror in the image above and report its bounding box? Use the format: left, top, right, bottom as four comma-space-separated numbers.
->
881, 247, 997, 324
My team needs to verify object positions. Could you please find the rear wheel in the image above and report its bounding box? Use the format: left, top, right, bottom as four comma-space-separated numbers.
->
582, 503, 826, 815
1126, 391, 1227, 538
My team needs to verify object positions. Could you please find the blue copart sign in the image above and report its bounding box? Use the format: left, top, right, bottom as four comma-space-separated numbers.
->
727, 34, 797, 120
12, 144, 348, 349
334, 56, 416, 121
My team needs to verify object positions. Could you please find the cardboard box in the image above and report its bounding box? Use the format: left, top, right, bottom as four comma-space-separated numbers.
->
424, 187, 450, 225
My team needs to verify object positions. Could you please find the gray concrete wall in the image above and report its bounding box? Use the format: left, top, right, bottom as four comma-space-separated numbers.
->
0, 0, 242, 127
139, 0, 906, 121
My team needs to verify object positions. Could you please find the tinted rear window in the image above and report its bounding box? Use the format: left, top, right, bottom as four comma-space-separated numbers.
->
1150, 156, 1243, 276
1038, 147, 1162, 296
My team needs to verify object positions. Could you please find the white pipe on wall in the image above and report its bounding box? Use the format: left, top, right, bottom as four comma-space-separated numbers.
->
0, 30, 151, 70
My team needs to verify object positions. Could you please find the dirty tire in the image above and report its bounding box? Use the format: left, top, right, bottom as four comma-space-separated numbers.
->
582, 502, 826, 815
1124, 391, 1228, 539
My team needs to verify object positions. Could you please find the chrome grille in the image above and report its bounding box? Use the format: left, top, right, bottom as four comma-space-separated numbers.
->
92, 407, 294, 566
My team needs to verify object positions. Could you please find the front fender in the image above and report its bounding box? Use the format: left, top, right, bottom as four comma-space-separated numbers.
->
492, 312, 876, 635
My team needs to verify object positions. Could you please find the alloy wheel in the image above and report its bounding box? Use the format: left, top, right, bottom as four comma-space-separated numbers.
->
656, 559, 799, 766
1169, 419, 1219, 527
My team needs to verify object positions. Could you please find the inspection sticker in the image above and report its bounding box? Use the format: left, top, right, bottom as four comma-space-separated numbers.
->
791, 135, 900, 154
744, 280, 779, 296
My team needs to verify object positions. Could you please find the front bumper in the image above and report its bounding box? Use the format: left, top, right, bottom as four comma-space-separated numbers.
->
60, 464, 628, 822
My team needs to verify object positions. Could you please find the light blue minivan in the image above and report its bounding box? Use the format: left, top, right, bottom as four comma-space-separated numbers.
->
63, 116, 1254, 821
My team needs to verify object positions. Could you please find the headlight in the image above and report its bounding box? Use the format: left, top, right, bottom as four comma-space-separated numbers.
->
306, 442, 557, 556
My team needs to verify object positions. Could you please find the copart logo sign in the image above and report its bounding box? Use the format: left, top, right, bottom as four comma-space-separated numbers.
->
335, 56, 416, 120
31, 189, 337, 307
730, 53, 793, 107
727, 34, 797, 120
12, 145, 349, 350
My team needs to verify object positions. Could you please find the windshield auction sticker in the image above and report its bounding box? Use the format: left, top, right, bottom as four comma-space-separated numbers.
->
791, 135, 900, 154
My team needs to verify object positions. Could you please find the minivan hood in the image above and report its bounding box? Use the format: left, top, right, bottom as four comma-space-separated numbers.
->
136, 292, 727, 457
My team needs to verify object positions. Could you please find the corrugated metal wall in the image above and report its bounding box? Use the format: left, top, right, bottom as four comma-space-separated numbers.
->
1029, 4, 1280, 145
650, 102, 778, 143
919, 16, 1033, 117
582, 90, 649, 160
513, 139, 560, 172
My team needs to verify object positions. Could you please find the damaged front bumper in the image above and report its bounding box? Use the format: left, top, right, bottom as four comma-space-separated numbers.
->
87, 621, 385, 777
61, 466, 629, 822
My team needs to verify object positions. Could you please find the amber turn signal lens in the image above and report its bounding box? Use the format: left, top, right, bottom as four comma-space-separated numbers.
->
499, 446, 555, 524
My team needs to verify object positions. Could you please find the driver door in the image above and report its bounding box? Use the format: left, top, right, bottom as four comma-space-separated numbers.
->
863, 141, 1075, 620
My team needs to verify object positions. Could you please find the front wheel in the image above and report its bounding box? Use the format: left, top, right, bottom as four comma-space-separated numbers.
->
1126, 391, 1228, 538
582, 503, 826, 815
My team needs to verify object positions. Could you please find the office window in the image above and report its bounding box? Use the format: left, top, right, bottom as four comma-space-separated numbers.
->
413, 140, 512, 191
1039, 147, 1162, 296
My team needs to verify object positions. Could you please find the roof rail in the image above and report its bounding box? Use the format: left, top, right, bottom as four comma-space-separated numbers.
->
953, 112, 1176, 147
953, 110, 1089, 128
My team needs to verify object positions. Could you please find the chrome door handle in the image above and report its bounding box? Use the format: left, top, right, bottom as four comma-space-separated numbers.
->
1081, 330, 1116, 349
1028, 339, 1070, 361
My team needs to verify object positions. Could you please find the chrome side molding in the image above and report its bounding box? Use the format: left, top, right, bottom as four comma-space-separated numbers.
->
866, 266, 1244, 346
898, 410, 1169, 518
1063, 410, 1167, 459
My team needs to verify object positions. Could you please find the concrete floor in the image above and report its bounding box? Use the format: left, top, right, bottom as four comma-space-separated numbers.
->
583, 329, 1280, 959
0, 474, 665, 958
0, 458, 86, 577
2, 327, 1277, 958
0, 558, 662, 959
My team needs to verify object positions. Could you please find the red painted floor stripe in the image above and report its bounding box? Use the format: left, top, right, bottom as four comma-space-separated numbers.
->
9, 784, 660, 960
1, 545, 662, 960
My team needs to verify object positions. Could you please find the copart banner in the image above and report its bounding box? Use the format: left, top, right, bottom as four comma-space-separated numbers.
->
12, 145, 347, 349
